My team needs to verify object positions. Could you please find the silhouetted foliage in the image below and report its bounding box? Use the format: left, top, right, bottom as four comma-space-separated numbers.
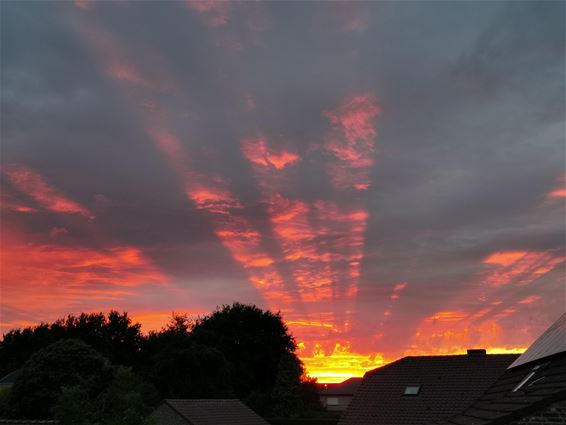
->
9, 339, 113, 418
0, 389, 10, 418
271, 352, 305, 418
0, 323, 54, 377
1, 304, 320, 420
141, 315, 233, 399
191, 303, 308, 414
0, 311, 143, 377
52, 366, 158, 425
53, 386, 93, 425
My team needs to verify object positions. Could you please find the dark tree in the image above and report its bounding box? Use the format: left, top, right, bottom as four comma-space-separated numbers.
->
1, 305, 321, 420
53, 366, 158, 425
271, 352, 305, 418
9, 339, 112, 419
91, 366, 158, 425
191, 303, 299, 412
0, 323, 55, 377
51, 311, 144, 366
141, 314, 233, 398
52, 386, 93, 425
0, 311, 144, 377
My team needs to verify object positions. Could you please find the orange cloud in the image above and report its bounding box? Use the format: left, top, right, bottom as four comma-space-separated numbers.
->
387, 281, 408, 304
406, 312, 504, 356
148, 130, 292, 304
287, 320, 335, 329
323, 95, 380, 191
3, 165, 94, 219
78, 15, 292, 307
483, 251, 527, 266
518, 295, 541, 305
0, 230, 168, 337
68, 13, 297, 319
324, 96, 380, 161
314, 201, 368, 299
241, 136, 300, 170
547, 173, 566, 198
482, 250, 564, 286
393, 282, 408, 292
2, 243, 166, 291
0, 192, 38, 214
548, 189, 566, 198
241, 137, 334, 303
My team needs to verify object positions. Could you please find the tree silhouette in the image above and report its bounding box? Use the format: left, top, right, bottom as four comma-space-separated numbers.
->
1, 304, 321, 420
0, 311, 143, 377
9, 339, 112, 418
191, 303, 306, 414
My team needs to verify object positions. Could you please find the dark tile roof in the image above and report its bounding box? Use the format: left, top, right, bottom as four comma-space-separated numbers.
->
435, 352, 566, 425
318, 378, 362, 396
339, 352, 518, 425
0, 421, 58, 424
0, 370, 21, 386
154, 399, 270, 425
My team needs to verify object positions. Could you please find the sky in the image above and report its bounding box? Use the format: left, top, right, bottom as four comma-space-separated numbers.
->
1, 0, 565, 382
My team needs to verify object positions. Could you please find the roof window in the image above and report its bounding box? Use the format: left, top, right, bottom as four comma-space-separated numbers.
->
512, 365, 540, 392
403, 385, 421, 396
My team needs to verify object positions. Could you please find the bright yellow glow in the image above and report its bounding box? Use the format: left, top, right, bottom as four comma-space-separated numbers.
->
300, 343, 386, 383
299, 344, 526, 384
486, 347, 527, 354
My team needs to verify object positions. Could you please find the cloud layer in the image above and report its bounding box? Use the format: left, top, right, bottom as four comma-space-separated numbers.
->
1, 0, 564, 381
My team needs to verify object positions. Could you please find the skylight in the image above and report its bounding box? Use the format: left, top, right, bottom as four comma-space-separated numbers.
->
403, 385, 421, 396
512, 365, 540, 392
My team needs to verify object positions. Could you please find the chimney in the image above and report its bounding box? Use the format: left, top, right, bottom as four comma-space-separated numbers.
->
467, 349, 487, 355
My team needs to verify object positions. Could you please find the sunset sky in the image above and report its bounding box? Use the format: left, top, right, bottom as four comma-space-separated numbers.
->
1, 1, 564, 382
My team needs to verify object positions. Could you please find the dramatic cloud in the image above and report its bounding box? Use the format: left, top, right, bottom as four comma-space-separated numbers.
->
3, 165, 95, 219
1, 0, 564, 382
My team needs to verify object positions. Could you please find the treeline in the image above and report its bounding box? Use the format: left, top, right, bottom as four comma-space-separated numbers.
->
0, 303, 321, 423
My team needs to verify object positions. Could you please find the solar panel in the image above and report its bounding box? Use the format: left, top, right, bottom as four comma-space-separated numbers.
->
508, 313, 566, 369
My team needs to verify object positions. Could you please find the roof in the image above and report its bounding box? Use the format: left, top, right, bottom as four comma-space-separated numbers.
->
508, 313, 566, 369
318, 377, 362, 396
339, 351, 519, 425
0, 421, 58, 424
0, 370, 21, 386
435, 314, 566, 425
153, 399, 270, 425
434, 353, 566, 425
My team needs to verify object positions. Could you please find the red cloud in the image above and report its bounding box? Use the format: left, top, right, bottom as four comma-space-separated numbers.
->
323, 95, 380, 190
74, 21, 175, 92
186, 0, 230, 27
148, 130, 292, 304
1, 236, 167, 335
3, 165, 94, 219
518, 295, 541, 305
241, 136, 300, 170
548, 189, 566, 198
482, 250, 564, 286
0, 190, 38, 214
547, 173, 566, 198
